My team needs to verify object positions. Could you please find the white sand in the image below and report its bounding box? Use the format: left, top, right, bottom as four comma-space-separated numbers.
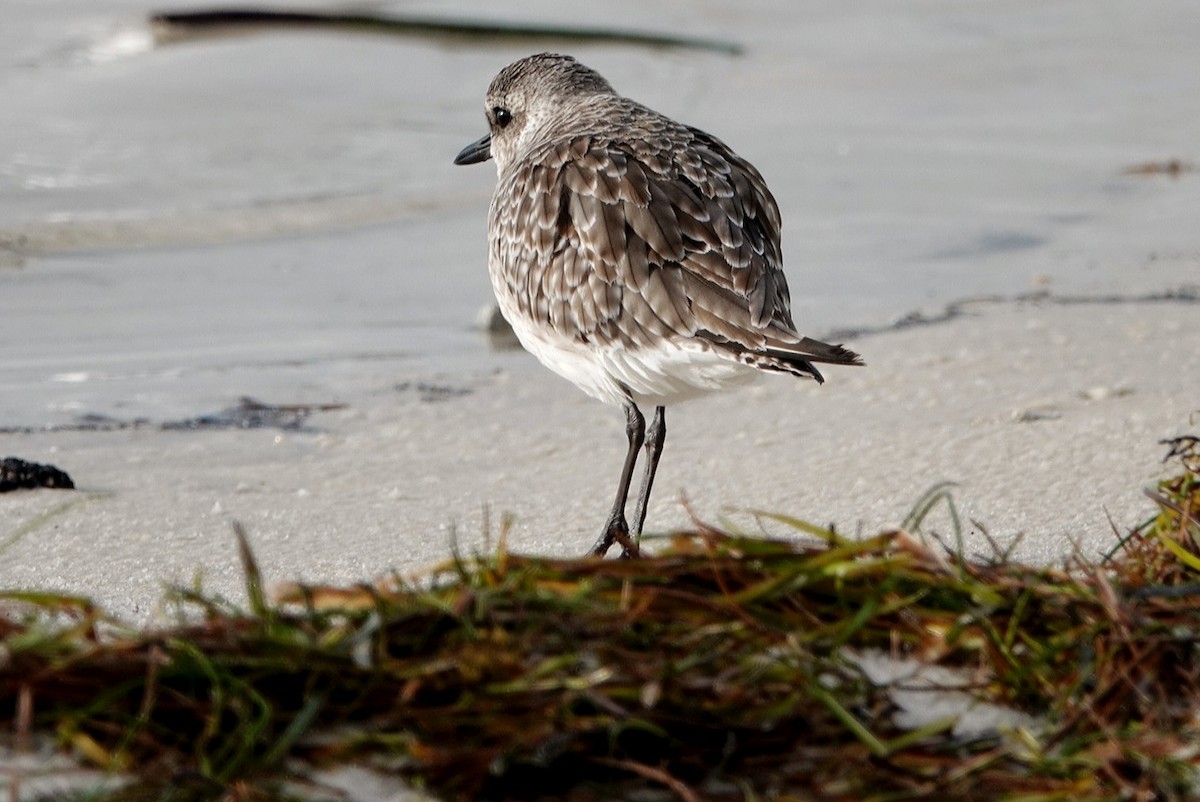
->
3, 294, 1197, 620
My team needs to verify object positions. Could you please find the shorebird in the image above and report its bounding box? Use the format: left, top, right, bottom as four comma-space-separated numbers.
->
454, 53, 861, 557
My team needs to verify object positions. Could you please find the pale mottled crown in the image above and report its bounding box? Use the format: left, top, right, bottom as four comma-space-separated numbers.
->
482, 53, 618, 174
487, 53, 614, 103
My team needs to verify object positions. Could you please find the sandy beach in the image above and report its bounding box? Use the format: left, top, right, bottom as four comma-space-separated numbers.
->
3, 292, 1197, 620
2, 0, 1200, 622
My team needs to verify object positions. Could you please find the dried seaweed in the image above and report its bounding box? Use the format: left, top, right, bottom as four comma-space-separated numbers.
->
2, 436, 1199, 801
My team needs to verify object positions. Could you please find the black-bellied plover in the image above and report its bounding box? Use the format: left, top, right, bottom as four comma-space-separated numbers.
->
455, 53, 861, 557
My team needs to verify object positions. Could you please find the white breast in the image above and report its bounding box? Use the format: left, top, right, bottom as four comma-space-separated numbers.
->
499, 293, 759, 408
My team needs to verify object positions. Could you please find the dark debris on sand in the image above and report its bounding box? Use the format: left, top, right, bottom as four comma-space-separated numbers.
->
0, 397, 346, 435
160, 397, 346, 431
0, 456, 74, 492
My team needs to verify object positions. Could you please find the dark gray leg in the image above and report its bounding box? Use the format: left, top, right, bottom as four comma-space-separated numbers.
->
630, 405, 666, 543
589, 401, 644, 556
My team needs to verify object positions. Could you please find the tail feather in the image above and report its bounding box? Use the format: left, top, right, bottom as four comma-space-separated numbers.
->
695, 329, 863, 385
767, 336, 863, 367
728, 339, 862, 385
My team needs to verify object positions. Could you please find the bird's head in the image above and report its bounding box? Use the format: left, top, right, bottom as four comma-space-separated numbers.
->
453, 53, 615, 175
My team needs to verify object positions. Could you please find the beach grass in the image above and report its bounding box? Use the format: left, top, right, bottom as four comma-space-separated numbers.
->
1, 435, 1198, 801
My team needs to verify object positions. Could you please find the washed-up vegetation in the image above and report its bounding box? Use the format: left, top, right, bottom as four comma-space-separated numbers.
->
2, 435, 1199, 801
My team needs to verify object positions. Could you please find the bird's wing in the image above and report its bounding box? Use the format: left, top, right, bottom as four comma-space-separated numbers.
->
492, 125, 859, 370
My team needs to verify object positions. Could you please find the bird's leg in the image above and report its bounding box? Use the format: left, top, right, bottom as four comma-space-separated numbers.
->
590, 401, 644, 557
625, 406, 666, 557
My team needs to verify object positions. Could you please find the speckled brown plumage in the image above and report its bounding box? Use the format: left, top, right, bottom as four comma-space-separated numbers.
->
455, 53, 861, 556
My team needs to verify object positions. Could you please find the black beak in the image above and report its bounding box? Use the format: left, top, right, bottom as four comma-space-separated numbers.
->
454, 133, 492, 165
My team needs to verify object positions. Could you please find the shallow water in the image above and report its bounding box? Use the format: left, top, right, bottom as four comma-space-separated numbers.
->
2, 0, 1198, 428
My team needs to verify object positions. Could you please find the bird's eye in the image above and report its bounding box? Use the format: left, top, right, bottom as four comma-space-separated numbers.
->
493, 107, 513, 128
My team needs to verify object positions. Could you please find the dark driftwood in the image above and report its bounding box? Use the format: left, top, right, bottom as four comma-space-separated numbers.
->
149, 8, 744, 54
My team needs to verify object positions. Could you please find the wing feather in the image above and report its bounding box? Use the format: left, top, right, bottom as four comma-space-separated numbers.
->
488, 118, 858, 372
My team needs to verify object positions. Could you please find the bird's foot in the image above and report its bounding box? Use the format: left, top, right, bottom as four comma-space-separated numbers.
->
590, 514, 640, 558
613, 529, 641, 559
